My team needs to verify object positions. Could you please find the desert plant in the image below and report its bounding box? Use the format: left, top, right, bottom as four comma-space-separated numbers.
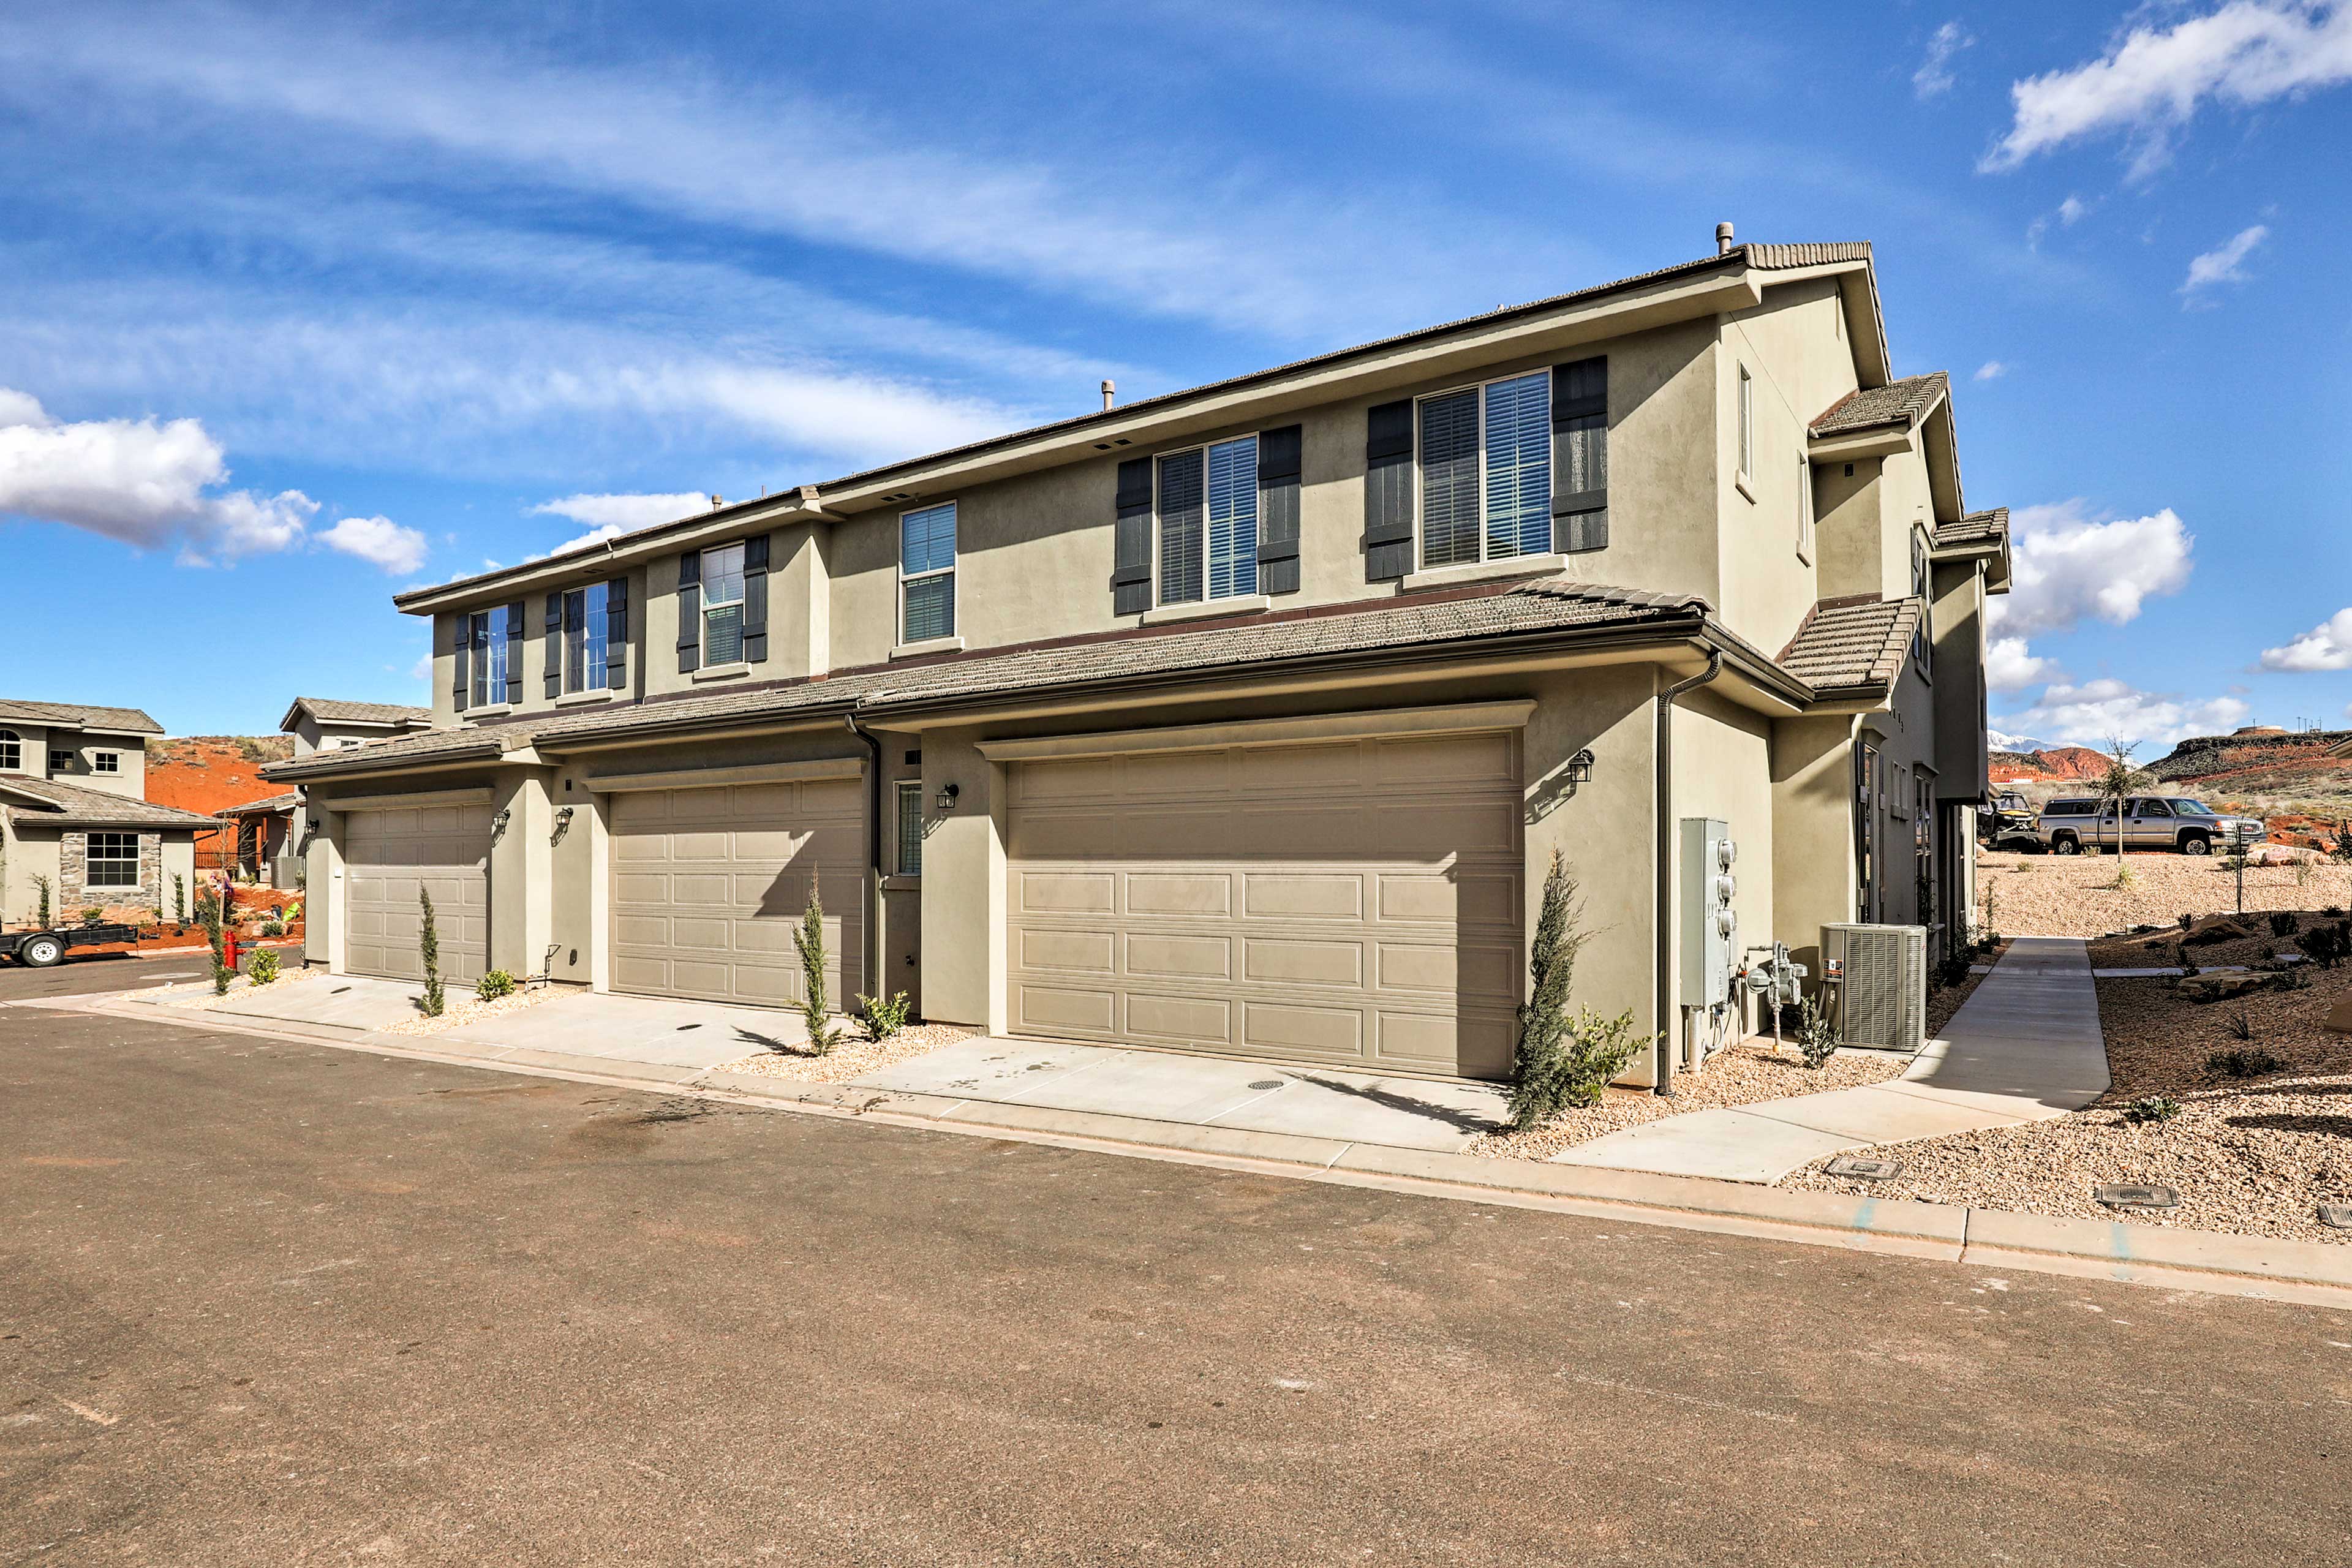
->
1795, 995, 1839, 1069
2209, 1044, 2282, 1077
2226, 1009, 2255, 1042
858, 990, 912, 1039
1507, 850, 1591, 1126
2333, 820, 2352, 861
2122, 1095, 2183, 1125
2328, 905, 2345, 920
2112, 859, 2136, 890
247, 948, 281, 986
2283, 966, 2313, 990
2304, 921, 2351, 969
2269, 911, 2300, 937
2177, 911, 2195, 932
2295, 856, 2315, 891
418, 888, 444, 1018
1934, 949, 1972, 989
31, 874, 52, 929
260, 919, 287, 938
791, 888, 843, 1055
204, 890, 230, 995
80, 907, 105, 925
475, 968, 516, 1001
173, 872, 187, 924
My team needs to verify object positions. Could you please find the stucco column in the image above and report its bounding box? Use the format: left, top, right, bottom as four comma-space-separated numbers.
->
308, 807, 345, 973
919, 731, 1008, 1035
489, 771, 555, 979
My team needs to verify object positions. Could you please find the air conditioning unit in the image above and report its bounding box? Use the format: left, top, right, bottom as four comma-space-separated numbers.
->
1821, 923, 1926, 1053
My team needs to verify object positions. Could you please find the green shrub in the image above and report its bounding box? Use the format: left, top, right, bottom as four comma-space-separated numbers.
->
1934, 950, 1972, 990
173, 873, 187, 924
2122, 1095, 2183, 1125
2208, 1045, 2282, 1077
80, 907, 105, 926
418, 888, 444, 1018
282, 899, 301, 924
247, 948, 281, 986
858, 990, 912, 1039
792, 889, 843, 1055
1511, 1007, 1647, 1127
2269, 911, 2299, 937
475, 969, 517, 1001
260, 919, 287, 938
31, 874, 52, 929
2303, 922, 2351, 969
1793, 996, 1839, 1068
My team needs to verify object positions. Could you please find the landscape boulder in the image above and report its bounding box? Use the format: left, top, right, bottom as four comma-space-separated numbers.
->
2176, 971, 2272, 1003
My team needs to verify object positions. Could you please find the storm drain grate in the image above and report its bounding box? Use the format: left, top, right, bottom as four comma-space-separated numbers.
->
1823, 1155, 1902, 1181
1249, 1080, 1284, 1091
2094, 1183, 2180, 1210
2319, 1204, 2352, 1230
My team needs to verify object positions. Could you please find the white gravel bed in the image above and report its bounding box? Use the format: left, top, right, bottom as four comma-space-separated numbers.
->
156, 966, 320, 1009
377, 986, 553, 1036
713, 1021, 979, 1085
1977, 849, 2352, 940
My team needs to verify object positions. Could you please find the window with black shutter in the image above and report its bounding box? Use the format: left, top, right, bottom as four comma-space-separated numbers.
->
1551, 356, 1608, 553
1112, 459, 1153, 614
1363, 399, 1414, 581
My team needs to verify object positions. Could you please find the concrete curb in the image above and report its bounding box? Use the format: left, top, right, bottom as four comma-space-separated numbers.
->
44, 991, 2352, 1309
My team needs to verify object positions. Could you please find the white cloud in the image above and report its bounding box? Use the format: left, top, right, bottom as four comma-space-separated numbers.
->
1992, 501, 2195, 641
407, 652, 432, 683
1984, 2, 2352, 175
2058, 195, 2088, 224
0, 385, 317, 563
1915, 21, 1975, 99
2261, 607, 2352, 670
2180, 224, 2269, 299
2001, 679, 2250, 748
319, 514, 428, 575
530, 492, 709, 557
1986, 635, 2062, 691
1975, 360, 2007, 380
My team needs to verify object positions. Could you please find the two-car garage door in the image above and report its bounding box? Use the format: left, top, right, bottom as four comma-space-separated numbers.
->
1006, 728, 1523, 1080
344, 804, 492, 985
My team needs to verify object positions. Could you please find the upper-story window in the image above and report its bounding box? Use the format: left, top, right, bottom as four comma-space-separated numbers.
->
1737, 364, 1755, 482
467, 609, 508, 706
895, 780, 923, 876
900, 503, 957, 643
0, 730, 18, 770
1418, 371, 1551, 570
1156, 438, 1259, 603
1796, 456, 1814, 562
93, 752, 119, 774
701, 542, 747, 666
49, 748, 71, 771
564, 582, 609, 692
1911, 528, 1931, 671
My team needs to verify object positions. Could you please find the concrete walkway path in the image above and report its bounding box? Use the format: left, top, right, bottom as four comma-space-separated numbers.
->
1551, 937, 2110, 1184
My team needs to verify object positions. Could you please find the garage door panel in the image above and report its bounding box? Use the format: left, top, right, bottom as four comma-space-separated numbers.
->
1007, 728, 1521, 1081
610, 781, 862, 1010
342, 804, 491, 986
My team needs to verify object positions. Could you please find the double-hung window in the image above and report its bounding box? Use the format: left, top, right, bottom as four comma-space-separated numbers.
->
701, 542, 747, 666
467, 610, 507, 706
1156, 437, 1258, 604
895, 780, 924, 876
49, 748, 71, 772
86, 832, 138, 889
1418, 371, 1551, 570
94, 751, 119, 775
1910, 529, 1931, 672
900, 503, 957, 643
564, 582, 610, 692
0, 730, 18, 770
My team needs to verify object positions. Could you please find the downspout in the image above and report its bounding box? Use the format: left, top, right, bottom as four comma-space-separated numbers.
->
1653, 647, 1723, 1096
845, 713, 883, 1004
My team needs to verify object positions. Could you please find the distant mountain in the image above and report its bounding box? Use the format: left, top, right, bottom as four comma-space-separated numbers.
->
1988, 730, 2057, 755
1989, 744, 2107, 782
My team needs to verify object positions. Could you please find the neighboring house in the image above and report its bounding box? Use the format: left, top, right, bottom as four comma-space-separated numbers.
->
0, 700, 213, 926
263, 233, 2009, 1088
217, 792, 298, 885
272, 698, 440, 887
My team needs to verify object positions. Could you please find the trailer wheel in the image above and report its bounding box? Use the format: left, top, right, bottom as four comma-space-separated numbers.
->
20, 934, 67, 968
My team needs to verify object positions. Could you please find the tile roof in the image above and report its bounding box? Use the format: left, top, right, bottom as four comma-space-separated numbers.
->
1777, 596, 1924, 694
216, 791, 299, 816
1809, 371, 1949, 438
0, 699, 162, 734
271, 578, 1714, 780
403, 241, 1882, 607
0, 775, 220, 829
1934, 507, 2009, 550
284, 697, 439, 728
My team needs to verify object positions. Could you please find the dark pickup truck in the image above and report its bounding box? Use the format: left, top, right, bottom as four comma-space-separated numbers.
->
0, 922, 145, 967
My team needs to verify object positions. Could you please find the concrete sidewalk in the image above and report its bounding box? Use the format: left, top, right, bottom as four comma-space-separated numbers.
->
1552, 937, 2109, 1183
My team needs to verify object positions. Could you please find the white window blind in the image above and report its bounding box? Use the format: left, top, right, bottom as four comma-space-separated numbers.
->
1482, 372, 1551, 559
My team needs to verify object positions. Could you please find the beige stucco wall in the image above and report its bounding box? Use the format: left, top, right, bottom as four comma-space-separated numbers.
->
0, 819, 63, 926
1770, 711, 1860, 989
428, 561, 651, 725
1932, 558, 1990, 801
1667, 688, 1776, 1068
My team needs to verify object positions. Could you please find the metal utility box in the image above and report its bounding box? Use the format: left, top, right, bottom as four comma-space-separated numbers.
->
1821, 923, 1927, 1052
1680, 818, 1738, 1009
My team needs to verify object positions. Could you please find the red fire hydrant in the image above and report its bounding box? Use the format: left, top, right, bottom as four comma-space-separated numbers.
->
223, 930, 241, 972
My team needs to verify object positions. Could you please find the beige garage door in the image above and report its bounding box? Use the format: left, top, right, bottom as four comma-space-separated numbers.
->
1007, 729, 1522, 1080
610, 779, 864, 1009
344, 804, 492, 985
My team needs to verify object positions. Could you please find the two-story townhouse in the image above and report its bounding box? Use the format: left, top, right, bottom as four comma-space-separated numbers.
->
263, 233, 2008, 1089
217, 698, 445, 887
0, 700, 214, 926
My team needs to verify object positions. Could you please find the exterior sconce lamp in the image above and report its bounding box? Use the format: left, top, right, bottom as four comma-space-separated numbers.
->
489, 807, 512, 844
551, 806, 576, 845
936, 782, 960, 812
1565, 749, 1595, 789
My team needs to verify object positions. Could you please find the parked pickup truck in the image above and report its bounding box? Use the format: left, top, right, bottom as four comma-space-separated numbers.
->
2036, 795, 2266, 856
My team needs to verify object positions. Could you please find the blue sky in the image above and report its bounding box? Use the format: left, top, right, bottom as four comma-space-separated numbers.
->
2, 0, 2347, 748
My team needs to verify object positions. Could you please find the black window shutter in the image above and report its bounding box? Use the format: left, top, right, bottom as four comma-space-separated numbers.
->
1112, 457, 1153, 616
504, 602, 524, 704
1363, 399, 1415, 581
676, 549, 701, 674
452, 614, 471, 712
1256, 424, 1303, 595
544, 593, 564, 698
742, 533, 771, 664
1157, 450, 1205, 605
1551, 356, 1609, 553
606, 576, 630, 690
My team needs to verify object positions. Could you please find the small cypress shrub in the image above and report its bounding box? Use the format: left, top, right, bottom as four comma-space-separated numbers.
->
173, 873, 187, 925
793, 888, 843, 1055
858, 990, 913, 1040
247, 948, 281, 986
418, 888, 444, 1018
31, 874, 52, 929
205, 886, 230, 995
1507, 851, 1649, 1127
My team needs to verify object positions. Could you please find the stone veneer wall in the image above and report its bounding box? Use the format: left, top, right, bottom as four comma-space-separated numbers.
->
55, 830, 162, 918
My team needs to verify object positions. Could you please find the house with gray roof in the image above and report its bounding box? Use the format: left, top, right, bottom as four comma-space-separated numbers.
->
0, 701, 216, 927
263, 228, 2008, 1090
255, 698, 444, 888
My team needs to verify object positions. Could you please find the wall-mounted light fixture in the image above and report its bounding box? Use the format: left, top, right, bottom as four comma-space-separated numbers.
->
1565, 748, 1595, 789
551, 806, 576, 845
489, 807, 512, 843
936, 782, 961, 812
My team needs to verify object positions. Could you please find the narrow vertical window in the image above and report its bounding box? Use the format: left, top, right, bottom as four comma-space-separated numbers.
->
1737, 364, 1754, 480
900, 503, 957, 643
701, 542, 747, 665
468, 611, 506, 706
1796, 456, 1814, 560
564, 582, 611, 692
1912, 530, 1931, 671
1482, 372, 1551, 559
1204, 436, 1259, 599
1156, 451, 1205, 605
895, 780, 924, 876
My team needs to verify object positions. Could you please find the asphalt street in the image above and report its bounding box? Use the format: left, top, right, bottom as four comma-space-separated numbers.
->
4, 957, 2349, 1564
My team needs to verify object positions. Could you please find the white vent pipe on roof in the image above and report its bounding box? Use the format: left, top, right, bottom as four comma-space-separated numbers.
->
1101, 379, 1116, 411
1716, 221, 1735, 255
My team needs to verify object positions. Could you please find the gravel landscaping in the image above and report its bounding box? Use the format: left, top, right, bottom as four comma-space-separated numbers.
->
1977, 848, 2352, 940
378, 987, 551, 1037
1466, 1041, 1912, 1161
713, 1020, 979, 1085
1787, 933, 2352, 1245
157, 966, 322, 1009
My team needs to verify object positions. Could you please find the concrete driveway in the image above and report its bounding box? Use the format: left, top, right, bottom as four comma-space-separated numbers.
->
857, 1036, 1509, 1152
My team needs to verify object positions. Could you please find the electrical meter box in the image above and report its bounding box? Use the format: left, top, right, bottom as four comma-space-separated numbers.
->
1680, 818, 1738, 1009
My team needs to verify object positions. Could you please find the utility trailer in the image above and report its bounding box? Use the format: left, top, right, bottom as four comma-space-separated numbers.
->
0, 922, 144, 967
